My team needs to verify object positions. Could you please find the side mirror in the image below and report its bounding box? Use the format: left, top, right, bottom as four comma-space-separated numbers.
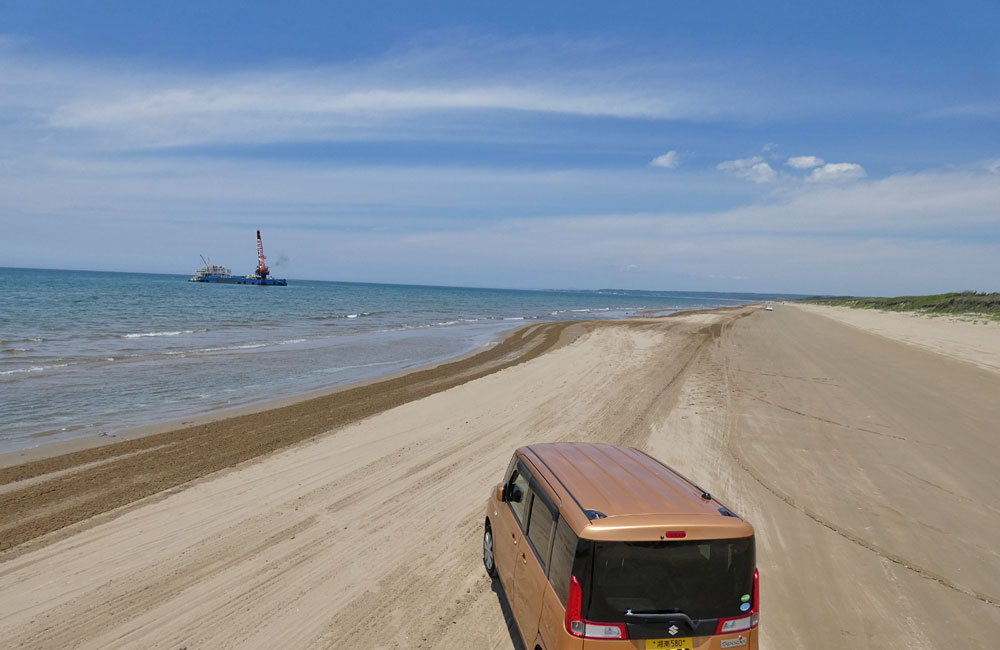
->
495, 484, 505, 503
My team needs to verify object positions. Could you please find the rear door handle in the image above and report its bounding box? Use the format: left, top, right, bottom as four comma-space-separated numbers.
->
511, 533, 517, 545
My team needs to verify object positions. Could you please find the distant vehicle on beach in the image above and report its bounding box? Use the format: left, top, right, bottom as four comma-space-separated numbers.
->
189, 229, 287, 286
764, 305, 773, 311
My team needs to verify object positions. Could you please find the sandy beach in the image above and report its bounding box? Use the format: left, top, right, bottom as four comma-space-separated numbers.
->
1, 304, 999, 649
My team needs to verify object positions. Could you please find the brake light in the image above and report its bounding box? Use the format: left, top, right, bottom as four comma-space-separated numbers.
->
665, 530, 686, 538
565, 575, 629, 640
716, 569, 759, 634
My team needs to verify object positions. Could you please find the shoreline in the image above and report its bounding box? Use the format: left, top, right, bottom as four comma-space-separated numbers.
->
0, 318, 591, 554
0, 328, 514, 470
0, 307, 728, 555
0, 307, 728, 469
0, 320, 522, 462
7, 267, 743, 462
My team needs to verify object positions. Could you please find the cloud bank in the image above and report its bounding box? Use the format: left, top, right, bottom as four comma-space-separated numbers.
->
3, 149, 994, 294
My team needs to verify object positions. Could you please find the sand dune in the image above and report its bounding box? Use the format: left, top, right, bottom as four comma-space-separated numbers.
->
1, 306, 997, 649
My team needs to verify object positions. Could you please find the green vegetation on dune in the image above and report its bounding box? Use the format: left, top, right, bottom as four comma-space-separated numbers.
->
799, 291, 1000, 320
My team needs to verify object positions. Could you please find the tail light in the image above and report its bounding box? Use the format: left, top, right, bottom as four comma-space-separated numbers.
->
565, 575, 628, 640
716, 569, 760, 634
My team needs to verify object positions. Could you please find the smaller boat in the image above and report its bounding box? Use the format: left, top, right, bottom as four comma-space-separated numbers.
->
190, 260, 235, 282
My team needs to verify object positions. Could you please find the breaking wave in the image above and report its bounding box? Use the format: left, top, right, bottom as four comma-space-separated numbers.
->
120, 330, 194, 339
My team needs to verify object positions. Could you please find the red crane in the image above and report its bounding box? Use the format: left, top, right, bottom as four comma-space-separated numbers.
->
256, 229, 269, 278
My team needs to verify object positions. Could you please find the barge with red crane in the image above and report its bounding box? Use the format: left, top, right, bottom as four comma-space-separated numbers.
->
189, 230, 287, 286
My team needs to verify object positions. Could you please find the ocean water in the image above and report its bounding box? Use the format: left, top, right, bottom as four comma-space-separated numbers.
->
0, 267, 754, 453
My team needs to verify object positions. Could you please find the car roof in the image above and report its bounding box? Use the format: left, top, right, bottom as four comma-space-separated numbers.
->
519, 442, 754, 542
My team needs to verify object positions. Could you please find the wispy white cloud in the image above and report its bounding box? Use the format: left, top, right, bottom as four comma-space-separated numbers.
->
50, 83, 689, 133
786, 155, 824, 169
0, 39, 738, 151
921, 102, 1000, 120
807, 162, 866, 183
650, 151, 681, 168
717, 156, 777, 183
0, 34, 938, 153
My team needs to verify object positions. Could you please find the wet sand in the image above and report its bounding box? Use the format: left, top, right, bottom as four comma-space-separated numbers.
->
1, 305, 998, 649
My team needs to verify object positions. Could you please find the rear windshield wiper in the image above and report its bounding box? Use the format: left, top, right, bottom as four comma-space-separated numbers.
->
624, 610, 698, 627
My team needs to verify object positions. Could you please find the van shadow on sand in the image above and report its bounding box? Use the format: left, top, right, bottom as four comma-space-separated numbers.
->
489, 576, 527, 650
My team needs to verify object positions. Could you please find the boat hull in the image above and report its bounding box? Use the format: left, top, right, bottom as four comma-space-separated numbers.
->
189, 275, 287, 286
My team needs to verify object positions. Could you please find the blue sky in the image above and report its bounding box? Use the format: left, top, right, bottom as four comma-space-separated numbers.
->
1, 1, 998, 294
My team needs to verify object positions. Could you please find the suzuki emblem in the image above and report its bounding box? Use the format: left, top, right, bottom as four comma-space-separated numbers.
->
668, 624, 679, 635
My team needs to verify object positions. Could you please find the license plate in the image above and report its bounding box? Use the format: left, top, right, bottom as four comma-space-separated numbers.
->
646, 639, 693, 649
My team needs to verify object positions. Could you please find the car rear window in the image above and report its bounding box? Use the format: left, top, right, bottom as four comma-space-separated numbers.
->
584, 537, 755, 621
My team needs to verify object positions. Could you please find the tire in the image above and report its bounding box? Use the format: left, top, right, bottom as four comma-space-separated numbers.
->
483, 524, 497, 577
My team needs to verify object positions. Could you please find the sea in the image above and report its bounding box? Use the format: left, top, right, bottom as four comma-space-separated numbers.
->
0, 267, 763, 454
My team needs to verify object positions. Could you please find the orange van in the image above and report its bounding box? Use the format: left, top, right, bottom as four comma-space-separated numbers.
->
483, 443, 758, 650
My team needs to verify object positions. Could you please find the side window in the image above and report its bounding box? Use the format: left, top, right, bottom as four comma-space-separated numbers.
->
526, 489, 556, 569
507, 468, 531, 525
547, 517, 579, 605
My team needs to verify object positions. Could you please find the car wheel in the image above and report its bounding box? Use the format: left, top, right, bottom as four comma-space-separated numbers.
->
483, 524, 497, 577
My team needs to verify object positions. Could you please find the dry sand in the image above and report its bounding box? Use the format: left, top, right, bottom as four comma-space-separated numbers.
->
1, 305, 998, 649
794, 302, 1000, 374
